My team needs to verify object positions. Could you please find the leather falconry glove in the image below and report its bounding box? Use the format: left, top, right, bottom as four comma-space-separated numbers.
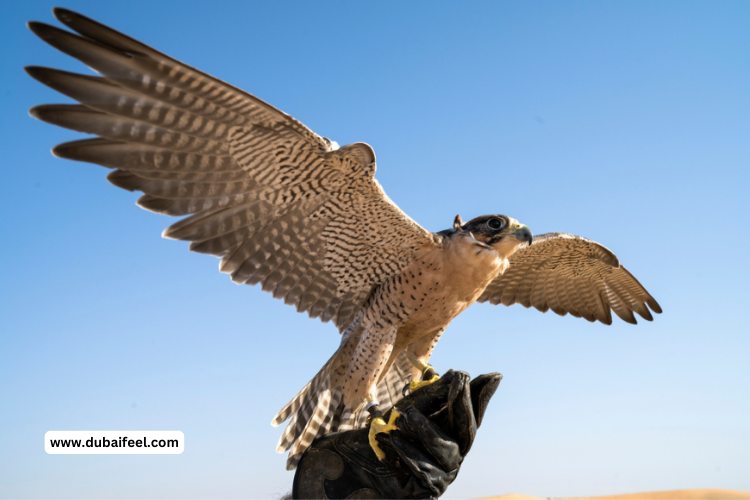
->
292, 369, 502, 499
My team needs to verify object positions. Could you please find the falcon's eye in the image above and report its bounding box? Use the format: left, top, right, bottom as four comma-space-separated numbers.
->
486, 218, 504, 230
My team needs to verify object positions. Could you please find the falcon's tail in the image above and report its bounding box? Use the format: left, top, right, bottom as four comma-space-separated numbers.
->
271, 345, 419, 470
271, 352, 349, 470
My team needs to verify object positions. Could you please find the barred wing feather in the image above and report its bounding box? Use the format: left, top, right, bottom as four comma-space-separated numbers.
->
478, 232, 662, 325
27, 8, 433, 332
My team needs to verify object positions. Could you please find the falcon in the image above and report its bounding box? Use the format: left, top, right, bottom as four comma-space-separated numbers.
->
26, 9, 661, 470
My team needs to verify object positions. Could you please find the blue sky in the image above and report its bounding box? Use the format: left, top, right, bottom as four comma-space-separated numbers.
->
1, 1, 749, 498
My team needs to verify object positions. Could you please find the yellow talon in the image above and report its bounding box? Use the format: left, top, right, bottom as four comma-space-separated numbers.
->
408, 364, 440, 391
368, 408, 401, 461
409, 373, 440, 391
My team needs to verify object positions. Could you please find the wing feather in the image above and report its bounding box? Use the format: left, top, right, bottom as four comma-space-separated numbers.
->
28, 9, 434, 332
250, 227, 303, 289
546, 273, 566, 317
529, 271, 550, 313
478, 232, 661, 325
53, 138, 242, 175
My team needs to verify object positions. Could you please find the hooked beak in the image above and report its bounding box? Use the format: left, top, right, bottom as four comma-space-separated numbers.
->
511, 223, 533, 245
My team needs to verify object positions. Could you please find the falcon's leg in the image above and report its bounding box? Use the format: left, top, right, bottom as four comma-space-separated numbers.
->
366, 394, 401, 461
342, 323, 400, 461
405, 328, 446, 392
406, 353, 440, 391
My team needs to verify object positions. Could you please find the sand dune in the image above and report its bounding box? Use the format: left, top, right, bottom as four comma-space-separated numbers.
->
479, 489, 750, 500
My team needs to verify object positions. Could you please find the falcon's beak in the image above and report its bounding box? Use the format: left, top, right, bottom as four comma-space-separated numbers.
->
511, 223, 533, 246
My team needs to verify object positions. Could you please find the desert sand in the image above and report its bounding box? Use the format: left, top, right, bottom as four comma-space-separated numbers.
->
479, 489, 750, 500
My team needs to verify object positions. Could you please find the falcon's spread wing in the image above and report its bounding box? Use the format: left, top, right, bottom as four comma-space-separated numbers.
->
27, 8, 434, 331
478, 232, 662, 324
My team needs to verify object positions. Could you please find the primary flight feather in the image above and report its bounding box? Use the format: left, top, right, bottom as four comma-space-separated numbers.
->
26, 8, 661, 469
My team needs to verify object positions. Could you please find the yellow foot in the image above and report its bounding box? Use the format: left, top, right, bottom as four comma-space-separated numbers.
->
368, 408, 401, 461
408, 365, 440, 391
409, 373, 440, 391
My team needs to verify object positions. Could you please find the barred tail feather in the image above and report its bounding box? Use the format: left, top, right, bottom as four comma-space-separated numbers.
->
272, 352, 346, 470
271, 378, 313, 429
285, 389, 342, 470
271, 325, 420, 469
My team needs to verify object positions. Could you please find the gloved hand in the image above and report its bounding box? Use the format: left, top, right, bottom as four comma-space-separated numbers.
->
292, 369, 502, 499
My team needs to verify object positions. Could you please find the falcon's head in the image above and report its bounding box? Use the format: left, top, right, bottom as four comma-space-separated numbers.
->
441, 214, 533, 258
